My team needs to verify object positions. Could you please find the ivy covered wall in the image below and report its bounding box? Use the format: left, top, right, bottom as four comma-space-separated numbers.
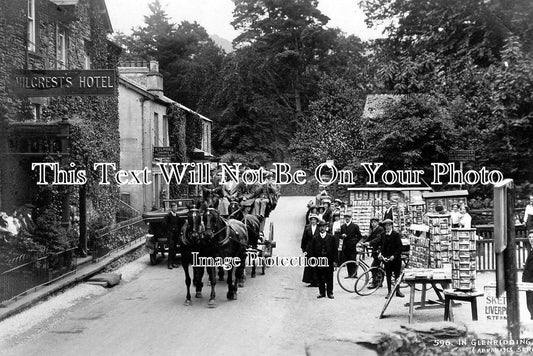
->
0, 0, 121, 255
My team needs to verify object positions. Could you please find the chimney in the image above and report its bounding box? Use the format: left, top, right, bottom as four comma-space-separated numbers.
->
147, 60, 163, 98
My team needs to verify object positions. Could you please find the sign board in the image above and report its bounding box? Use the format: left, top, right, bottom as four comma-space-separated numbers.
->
493, 179, 511, 253
484, 286, 508, 320
9, 69, 116, 97
153, 147, 175, 159
449, 149, 475, 162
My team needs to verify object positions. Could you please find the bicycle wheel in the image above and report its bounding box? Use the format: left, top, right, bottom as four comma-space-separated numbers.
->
337, 260, 362, 293
355, 267, 385, 296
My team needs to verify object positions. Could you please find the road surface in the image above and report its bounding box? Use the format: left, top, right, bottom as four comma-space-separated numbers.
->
0, 196, 486, 356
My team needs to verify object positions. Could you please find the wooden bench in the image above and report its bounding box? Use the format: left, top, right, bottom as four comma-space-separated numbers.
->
443, 289, 484, 322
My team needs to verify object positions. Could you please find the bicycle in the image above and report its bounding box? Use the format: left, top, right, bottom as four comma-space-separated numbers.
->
354, 252, 410, 296
336, 244, 372, 293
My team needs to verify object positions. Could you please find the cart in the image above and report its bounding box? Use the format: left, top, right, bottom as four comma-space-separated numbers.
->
256, 221, 276, 275
142, 199, 193, 265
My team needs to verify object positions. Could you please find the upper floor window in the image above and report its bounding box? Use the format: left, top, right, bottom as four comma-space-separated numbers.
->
83, 41, 92, 69
57, 27, 67, 69
27, 0, 36, 52
162, 115, 168, 146
154, 112, 160, 146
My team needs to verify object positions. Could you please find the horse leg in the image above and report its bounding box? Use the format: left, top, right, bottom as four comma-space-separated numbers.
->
218, 266, 225, 281
232, 267, 239, 300
226, 266, 234, 300
207, 267, 217, 308
194, 267, 204, 298
251, 257, 256, 278
183, 260, 192, 306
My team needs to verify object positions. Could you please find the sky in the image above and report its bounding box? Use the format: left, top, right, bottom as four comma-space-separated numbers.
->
105, 0, 385, 42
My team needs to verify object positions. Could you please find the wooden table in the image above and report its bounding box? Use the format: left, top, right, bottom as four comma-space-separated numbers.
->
404, 276, 452, 323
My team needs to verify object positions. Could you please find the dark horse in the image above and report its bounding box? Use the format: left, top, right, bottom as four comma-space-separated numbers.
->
202, 207, 248, 301
228, 200, 263, 279
180, 208, 217, 307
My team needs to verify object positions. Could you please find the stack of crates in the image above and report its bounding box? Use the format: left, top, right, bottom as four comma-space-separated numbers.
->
427, 214, 451, 268
451, 229, 477, 291
408, 224, 430, 268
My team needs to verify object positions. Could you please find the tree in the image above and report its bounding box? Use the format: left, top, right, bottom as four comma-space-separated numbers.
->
366, 94, 457, 173
231, 0, 338, 114
290, 76, 367, 170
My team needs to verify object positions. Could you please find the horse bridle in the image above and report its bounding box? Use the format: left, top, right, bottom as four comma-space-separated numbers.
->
183, 208, 203, 246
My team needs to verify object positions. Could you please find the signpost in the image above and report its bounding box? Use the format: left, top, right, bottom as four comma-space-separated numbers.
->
449, 149, 475, 162
449, 149, 475, 189
493, 179, 520, 339
153, 146, 175, 159
9, 69, 116, 96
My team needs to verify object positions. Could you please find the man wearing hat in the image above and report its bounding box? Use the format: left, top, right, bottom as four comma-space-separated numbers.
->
308, 220, 339, 298
522, 229, 533, 319
301, 213, 320, 286
340, 212, 362, 277
164, 202, 184, 269
379, 219, 404, 298
363, 217, 385, 289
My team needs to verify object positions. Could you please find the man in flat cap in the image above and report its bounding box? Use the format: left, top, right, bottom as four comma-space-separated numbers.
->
308, 220, 338, 299
380, 219, 404, 298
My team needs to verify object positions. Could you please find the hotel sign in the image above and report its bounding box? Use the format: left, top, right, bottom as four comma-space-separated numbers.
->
153, 147, 175, 159
9, 69, 116, 96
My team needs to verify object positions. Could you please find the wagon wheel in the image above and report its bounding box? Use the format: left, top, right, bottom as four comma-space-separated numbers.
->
150, 252, 158, 265
262, 222, 276, 275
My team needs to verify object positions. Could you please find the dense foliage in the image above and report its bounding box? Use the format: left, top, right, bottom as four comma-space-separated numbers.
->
115, 0, 533, 196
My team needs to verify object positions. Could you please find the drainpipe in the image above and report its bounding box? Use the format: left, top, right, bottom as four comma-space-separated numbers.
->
140, 97, 147, 212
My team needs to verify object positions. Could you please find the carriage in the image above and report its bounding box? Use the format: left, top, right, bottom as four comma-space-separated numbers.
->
142, 198, 276, 271
142, 199, 193, 265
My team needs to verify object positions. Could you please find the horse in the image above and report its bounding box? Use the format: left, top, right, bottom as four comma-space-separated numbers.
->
228, 200, 262, 279
202, 207, 248, 301
179, 208, 217, 307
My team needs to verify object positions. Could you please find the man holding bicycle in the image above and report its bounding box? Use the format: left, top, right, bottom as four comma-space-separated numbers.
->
362, 217, 384, 289
380, 219, 404, 298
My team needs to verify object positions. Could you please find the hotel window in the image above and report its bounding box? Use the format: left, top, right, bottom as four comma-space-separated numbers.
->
83, 41, 92, 69
154, 113, 160, 146
31, 104, 41, 121
162, 115, 168, 146
27, 0, 36, 52
57, 27, 67, 69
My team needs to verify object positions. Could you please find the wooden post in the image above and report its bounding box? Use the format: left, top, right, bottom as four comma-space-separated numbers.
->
79, 185, 87, 256
504, 181, 520, 339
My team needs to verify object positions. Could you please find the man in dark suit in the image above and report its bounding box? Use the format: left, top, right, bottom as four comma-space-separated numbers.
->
340, 212, 362, 277
380, 219, 404, 298
301, 213, 320, 286
164, 202, 183, 269
363, 217, 384, 289
523, 230, 533, 319
308, 220, 338, 299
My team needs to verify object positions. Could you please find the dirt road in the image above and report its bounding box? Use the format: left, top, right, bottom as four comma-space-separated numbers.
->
0, 196, 488, 356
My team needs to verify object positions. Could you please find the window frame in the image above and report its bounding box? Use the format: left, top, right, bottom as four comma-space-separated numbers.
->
27, 0, 36, 52
56, 25, 68, 69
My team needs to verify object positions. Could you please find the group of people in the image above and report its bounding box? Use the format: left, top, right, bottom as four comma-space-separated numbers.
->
301, 193, 405, 299
201, 168, 280, 219
448, 204, 472, 228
